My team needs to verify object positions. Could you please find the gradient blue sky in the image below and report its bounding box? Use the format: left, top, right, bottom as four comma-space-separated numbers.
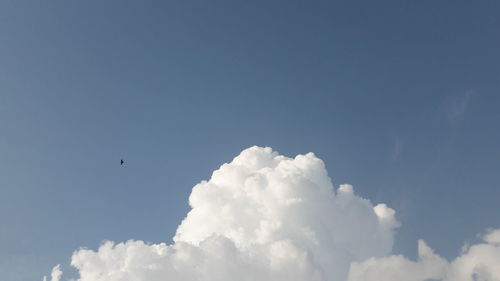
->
1, 1, 499, 280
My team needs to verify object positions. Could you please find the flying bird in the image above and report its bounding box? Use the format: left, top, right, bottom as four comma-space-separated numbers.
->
120, 159, 124, 165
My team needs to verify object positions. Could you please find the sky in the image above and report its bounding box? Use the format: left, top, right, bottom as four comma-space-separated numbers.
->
0, 1, 499, 280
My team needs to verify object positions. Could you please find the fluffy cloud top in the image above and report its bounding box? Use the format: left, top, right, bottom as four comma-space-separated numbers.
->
45, 146, 500, 281
62, 146, 399, 281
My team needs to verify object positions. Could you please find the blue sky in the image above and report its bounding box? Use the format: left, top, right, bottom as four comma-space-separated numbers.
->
1, 1, 499, 280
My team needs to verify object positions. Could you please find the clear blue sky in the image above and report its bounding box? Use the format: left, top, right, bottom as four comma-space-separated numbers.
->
1, 1, 499, 280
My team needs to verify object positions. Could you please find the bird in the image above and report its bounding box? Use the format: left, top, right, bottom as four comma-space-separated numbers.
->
120, 159, 124, 165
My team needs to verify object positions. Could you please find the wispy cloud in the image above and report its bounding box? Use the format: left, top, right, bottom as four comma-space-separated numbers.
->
446, 91, 474, 121
391, 138, 402, 161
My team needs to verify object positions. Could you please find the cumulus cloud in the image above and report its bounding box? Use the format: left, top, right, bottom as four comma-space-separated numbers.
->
59, 146, 399, 281
47, 146, 500, 281
347, 240, 448, 281
42, 264, 62, 281
347, 228, 500, 281
446, 229, 500, 281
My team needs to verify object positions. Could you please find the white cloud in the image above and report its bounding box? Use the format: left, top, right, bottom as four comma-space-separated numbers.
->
47, 146, 500, 281
61, 146, 399, 281
347, 240, 448, 281
42, 264, 62, 281
446, 229, 500, 281
347, 228, 500, 281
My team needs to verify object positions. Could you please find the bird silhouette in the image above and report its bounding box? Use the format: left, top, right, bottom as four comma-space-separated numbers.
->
120, 159, 124, 165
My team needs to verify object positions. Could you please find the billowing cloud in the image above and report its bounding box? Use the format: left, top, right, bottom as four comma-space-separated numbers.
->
446, 229, 500, 281
347, 229, 500, 281
59, 146, 399, 281
46, 146, 500, 281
